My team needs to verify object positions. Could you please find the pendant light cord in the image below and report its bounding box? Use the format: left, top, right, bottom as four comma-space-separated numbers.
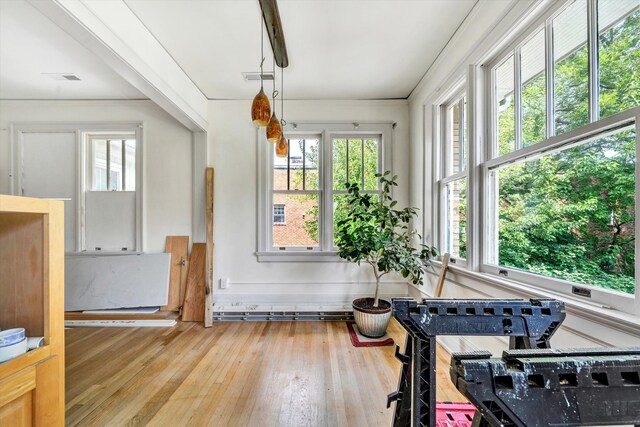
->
272, 55, 278, 102
281, 66, 286, 127
259, 14, 265, 90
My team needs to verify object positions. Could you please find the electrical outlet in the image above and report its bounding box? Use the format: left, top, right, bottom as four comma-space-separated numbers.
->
220, 277, 229, 289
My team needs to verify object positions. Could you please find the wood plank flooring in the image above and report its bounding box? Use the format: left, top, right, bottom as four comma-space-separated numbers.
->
65, 319, 465, 427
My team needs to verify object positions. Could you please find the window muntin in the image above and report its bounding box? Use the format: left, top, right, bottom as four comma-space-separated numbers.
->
91, 137, 136, 191
493, 126, 635, 295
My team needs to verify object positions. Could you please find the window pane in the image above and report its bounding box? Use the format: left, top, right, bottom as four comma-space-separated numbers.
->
599, 0, 640, 118
272, 193, 319, 248
124, 139, 136, 191
93, 139, 107, 191
289, 139, 304, 191
450, 102, 463, 173
273, 139, 288, 191
305, 138, 319, 190
363, 138, 379, 190
554, 0, 589, 135
333, 194, 349, 246
445, 178, 467, 260
348, 139, 364, 188
109, 140, 122, 191
521, 29, 546, 147
497, 127, 636, 294
496, 55, 515, 156
333, 139, 347, 191
463, 97, 468, 170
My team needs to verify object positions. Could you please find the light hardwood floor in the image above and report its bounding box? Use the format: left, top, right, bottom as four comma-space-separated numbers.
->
65, 319, 465, 427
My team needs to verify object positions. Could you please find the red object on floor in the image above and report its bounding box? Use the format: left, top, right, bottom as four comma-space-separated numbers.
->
436, 402, 476, 427
346, 322, 394, 347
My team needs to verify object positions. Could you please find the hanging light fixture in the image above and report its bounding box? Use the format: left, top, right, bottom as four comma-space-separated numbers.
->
266, 57, 282, 142
276, 65, 288, 158
251, 15, 270, 127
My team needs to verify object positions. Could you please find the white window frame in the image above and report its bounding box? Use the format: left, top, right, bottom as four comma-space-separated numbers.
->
427, 0, 640, 316
257, 122, 393, 262
436, 89, 469, 267
479, 0, 640, 314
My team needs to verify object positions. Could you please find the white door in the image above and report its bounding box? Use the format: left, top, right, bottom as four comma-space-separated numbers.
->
20, 132, 77, 251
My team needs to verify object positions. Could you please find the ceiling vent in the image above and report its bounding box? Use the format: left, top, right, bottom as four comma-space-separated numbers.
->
242, 72, 274, 82
43, 73, 81, 81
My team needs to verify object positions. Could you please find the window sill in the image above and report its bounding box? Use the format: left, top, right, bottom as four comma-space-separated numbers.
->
418, 262, 640, 337
256, 251, 346, 263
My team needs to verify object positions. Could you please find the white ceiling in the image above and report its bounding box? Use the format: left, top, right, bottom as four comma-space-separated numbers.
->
0, 0, 144, 100
0, 0, 477, 101
124, 0, 477, 100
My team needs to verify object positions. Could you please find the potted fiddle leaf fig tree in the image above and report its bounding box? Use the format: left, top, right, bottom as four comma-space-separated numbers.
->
335, 171, 437, 338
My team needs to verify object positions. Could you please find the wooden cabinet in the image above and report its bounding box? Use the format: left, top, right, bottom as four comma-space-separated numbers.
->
0, 195, 64, 426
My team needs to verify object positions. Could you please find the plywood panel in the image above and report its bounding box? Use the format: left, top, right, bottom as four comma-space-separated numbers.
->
181, 243, 206, 322
160, 236, 189, 311
0, 213, 44, 336
65, 254, 170, 311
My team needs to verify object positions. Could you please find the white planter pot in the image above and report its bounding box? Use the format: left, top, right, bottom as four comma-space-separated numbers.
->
352, 297, 392, 338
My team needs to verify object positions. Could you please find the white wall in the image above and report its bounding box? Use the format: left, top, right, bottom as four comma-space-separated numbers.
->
209, 99, 412, 304
408, 0, 640, 351
0, 100, 193, 252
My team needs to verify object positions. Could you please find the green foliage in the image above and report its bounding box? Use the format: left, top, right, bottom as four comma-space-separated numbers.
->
335, 172, 437, 306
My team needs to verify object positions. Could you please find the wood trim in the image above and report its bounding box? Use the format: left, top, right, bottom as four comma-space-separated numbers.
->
205, 168, 214, 327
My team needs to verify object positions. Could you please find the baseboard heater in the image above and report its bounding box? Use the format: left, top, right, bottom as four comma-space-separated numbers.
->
212, 310, 354, 322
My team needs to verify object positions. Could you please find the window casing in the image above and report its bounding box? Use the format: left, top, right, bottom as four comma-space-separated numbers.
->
430, 0, 640, 315
257, 123, 393, 261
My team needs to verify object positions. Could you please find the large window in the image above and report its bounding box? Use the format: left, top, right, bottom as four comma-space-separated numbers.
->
431, 0, 639, 314
258, 123, 391, 260
481, 0, 640, 312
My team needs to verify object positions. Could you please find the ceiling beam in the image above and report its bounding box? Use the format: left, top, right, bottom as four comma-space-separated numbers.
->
28, 0, 208, 132
258, 0, 289, 68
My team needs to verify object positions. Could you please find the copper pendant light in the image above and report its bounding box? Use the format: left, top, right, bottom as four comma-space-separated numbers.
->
251, 16, 270, 127
266, 58, 282, 142
276, 134, 288, 158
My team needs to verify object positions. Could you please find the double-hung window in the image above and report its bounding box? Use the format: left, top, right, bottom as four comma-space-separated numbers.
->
258, 123, 392, 261
482, 0, 640, 313
437, 93, 468, 265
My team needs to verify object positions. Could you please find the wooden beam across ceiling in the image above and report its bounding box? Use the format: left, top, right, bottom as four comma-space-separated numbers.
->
258, 0, 289, 68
